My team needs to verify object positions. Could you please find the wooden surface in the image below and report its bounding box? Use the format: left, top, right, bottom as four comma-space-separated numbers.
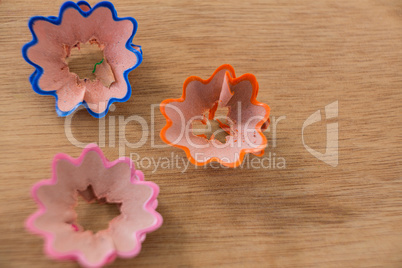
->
1, 0, 401, 267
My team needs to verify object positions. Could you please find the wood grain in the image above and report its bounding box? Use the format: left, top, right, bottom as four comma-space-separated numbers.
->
0, 0, 401, 267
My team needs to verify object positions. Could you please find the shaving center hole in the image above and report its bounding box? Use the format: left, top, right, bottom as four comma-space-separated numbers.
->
192, 106, 231, 144
73, 186, 121, 233
65, 42, 115, 87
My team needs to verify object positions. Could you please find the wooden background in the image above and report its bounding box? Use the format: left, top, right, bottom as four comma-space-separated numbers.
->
0, 0, 401, 267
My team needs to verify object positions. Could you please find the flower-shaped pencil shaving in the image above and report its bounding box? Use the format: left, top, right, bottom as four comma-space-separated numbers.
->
22, 1, 143, 117
26, 144, 162, 268
160, 64, 270, 168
